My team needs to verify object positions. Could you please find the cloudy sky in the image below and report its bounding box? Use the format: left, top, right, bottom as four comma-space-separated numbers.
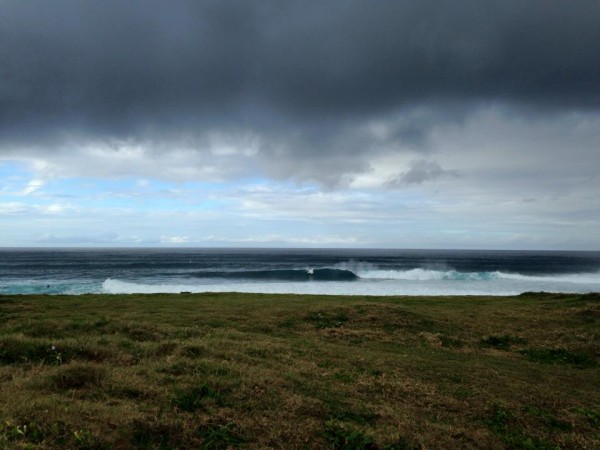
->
1, 0, 599, 249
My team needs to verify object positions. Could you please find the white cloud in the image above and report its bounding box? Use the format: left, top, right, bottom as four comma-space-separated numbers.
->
206, 234, 362, 246
0, 202, 28, 215
43, 203, 71, 214
21, 179, 45, 195
160, 235, 190, 244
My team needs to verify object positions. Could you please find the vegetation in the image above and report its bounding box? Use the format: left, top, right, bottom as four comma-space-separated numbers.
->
0, 291, 598, 449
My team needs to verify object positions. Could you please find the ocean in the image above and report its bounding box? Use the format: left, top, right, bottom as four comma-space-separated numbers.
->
1, 248, 599, 296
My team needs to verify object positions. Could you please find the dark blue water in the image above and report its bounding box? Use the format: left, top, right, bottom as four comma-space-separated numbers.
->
1, 248, 599, 295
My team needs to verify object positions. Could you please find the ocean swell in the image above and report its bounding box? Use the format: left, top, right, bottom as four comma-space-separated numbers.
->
192, 268, 358, 281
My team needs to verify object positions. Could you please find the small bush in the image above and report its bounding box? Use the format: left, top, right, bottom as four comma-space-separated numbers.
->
520, 348, 597, 368
519, 291, 550, 298
480, 334, 527, 350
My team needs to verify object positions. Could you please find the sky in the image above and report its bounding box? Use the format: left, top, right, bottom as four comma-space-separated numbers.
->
1, 0, 599, 250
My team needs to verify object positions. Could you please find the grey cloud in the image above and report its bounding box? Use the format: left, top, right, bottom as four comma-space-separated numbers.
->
1, 1, 599, 185
386, 159, 457, 187
259, 1, 600, 116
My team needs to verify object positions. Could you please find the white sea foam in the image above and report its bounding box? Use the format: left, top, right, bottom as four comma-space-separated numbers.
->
102, 278, 201, 294
493, 271, 600, 284
357, 268, 450, 280
101, 277, 507, 296
101, 270, 600, 296
354, 268, 600, 284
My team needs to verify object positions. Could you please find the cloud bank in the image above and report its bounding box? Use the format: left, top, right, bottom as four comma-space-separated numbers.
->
2, 1, 599, 180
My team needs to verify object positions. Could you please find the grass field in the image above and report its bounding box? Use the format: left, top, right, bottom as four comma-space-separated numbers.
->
0, 292, 599, 449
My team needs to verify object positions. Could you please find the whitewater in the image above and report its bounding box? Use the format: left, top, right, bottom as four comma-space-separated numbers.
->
101, 267, 600, 296
1, 248, 599, 296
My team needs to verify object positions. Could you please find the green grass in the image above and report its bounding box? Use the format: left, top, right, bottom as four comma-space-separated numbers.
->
0, 291, 599, 449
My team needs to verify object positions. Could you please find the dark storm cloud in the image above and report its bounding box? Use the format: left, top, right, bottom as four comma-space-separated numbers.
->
0, 1, 259, 136
1, 0, 599, 182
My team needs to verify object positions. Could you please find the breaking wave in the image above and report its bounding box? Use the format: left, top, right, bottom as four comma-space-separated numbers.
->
100, 267, 600, 296
356, 268, 600, 284
188, 263, 600, 285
